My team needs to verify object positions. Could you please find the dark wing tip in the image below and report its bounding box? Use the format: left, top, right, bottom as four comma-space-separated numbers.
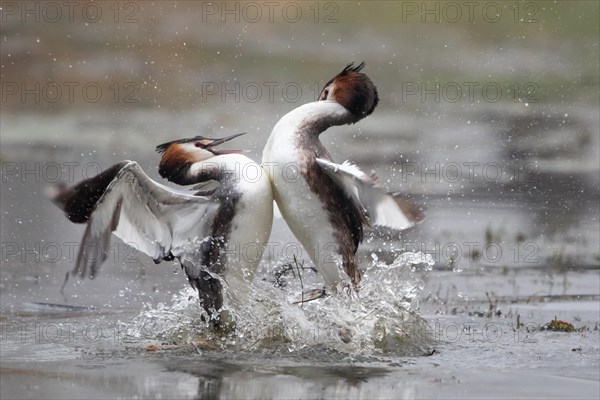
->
392, 193, 425, 224
56, 161, 129, 224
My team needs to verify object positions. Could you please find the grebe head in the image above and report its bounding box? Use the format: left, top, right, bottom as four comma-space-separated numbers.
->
156, 132, 246, 163
156, 133, 246, 182
318, 62, 379, 119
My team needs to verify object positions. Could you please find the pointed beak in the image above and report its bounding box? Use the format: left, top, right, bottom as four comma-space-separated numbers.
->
156, 132, 247, 155
205, 132, 246, 154
206, 132, 246, 147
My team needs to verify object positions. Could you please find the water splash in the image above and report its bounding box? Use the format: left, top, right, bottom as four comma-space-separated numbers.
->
122, 252, 435, 357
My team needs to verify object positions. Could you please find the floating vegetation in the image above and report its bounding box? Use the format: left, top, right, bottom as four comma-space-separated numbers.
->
543, 317, 575, 332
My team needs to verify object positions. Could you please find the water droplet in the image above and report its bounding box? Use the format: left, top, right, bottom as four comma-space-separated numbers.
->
371, 253, 379, 263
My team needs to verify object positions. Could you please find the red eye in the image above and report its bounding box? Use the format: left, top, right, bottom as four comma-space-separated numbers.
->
194, 142, 202, 148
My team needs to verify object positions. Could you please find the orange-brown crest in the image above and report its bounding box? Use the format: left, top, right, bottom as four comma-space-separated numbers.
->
157, 143, 208, 183
319, 62, 379, 119
161, 143, 201, 167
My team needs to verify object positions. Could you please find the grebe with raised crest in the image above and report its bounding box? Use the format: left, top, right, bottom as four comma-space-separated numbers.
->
50, 133, 273, 328
262, 62, 423, 291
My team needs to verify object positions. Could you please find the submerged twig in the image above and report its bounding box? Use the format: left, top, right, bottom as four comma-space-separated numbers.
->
60, 271, 73, 304
294, 255, 304, 308
191, 341, 202, 355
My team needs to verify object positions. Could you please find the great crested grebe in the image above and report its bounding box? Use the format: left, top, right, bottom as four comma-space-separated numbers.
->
262, 62, 423, 291
50, 133, 273, 328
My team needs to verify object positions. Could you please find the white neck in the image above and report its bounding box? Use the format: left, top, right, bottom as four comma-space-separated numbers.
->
263, 101, 352, 160
275, 101, 352, 136
188, 153, 255, 183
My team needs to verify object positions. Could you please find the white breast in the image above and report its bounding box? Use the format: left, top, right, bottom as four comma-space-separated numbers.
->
212, 155, 274, 303
262, 102, 352, 287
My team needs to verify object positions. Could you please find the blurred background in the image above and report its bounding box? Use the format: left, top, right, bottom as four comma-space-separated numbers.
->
1, 0, 599, 310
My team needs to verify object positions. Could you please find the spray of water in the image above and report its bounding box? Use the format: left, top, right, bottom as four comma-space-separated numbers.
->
123, 251, 435, 357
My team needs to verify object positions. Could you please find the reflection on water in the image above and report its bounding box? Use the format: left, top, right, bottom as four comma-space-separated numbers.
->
166, 359, 403, 400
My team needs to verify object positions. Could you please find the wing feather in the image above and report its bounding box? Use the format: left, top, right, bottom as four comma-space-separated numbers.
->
315, 158, 423, 231
60, 161, 220, 278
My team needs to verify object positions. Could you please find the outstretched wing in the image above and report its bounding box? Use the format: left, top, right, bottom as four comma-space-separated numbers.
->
315, 158, 423, 231
51, 161, 220, 279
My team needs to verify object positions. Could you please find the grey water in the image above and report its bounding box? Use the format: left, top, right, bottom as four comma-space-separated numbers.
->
2, 104, 598, 399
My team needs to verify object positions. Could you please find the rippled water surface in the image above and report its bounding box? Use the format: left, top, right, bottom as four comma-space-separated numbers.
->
2, 109, 598, 398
